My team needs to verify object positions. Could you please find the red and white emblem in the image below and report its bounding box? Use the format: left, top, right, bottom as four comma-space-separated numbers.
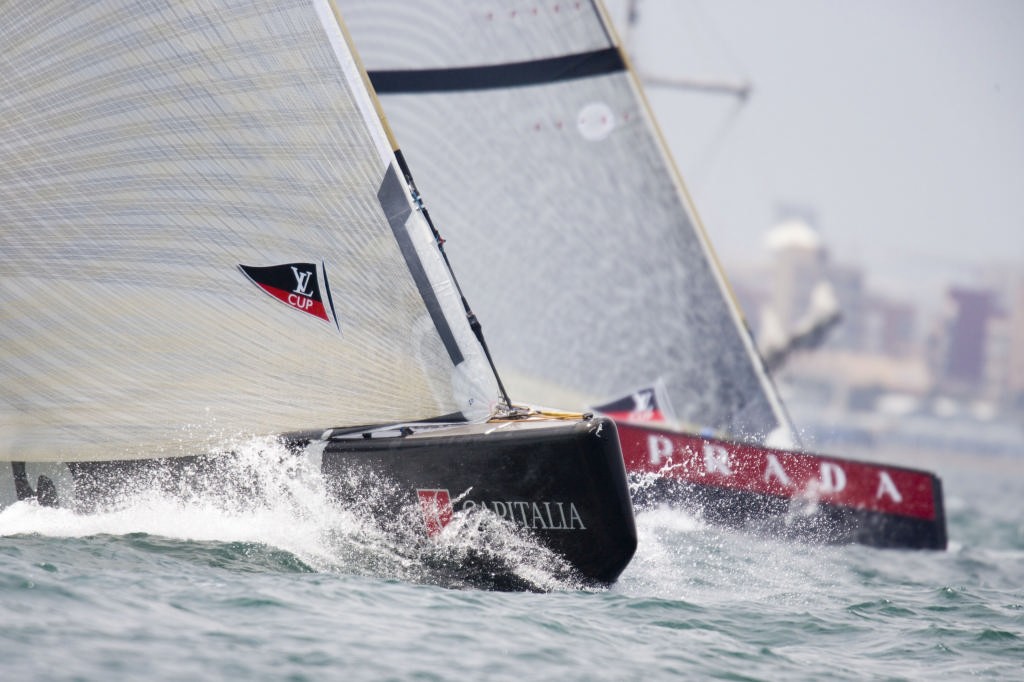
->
239, 262, 337, 326
417, 489, 453, 537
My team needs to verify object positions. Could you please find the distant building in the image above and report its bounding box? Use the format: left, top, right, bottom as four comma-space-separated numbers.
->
825, 263, 866, 352
936, 287, 1000, 393
986, 314, 1011, 403
756, 213, 940, 417
762, 216, 875, 356
863, 296, 916, 358
764, 217, 827, 333
984, 279, 1024, 410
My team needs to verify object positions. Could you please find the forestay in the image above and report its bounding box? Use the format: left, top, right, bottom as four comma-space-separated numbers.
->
0, 0, 498, 462
340, 1, 792, 443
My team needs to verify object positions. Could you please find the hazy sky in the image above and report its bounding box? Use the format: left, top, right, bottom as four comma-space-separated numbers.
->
605, 0, 1023, 309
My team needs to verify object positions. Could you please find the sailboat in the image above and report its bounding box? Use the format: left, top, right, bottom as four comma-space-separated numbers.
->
0, 0, 638, 588
339, 0, 946, 549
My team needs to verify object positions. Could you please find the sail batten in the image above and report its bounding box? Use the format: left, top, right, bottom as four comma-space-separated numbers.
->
1, 0, 498, 462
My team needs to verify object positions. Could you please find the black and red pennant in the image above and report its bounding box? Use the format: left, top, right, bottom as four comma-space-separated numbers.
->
592, 386, 668, 424
239, 263, 330, 323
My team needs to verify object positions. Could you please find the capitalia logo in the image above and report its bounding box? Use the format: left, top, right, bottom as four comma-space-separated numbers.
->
415, 489, 586, 535
239, 262, 339, 329
461, 499, 586, 530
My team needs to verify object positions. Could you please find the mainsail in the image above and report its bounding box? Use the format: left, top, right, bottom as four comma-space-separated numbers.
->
340, 1, 793, 443
0, 0, 499, 462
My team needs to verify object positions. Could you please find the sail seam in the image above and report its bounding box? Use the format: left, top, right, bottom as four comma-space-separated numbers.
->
368, 47, 624, 94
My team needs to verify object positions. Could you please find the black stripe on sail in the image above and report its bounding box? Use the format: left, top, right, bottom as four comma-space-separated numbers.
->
369, 47, 625, 94
377, 164, 463, 366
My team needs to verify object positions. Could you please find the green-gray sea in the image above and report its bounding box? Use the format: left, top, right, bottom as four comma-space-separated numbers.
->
1, 446, 1021, 681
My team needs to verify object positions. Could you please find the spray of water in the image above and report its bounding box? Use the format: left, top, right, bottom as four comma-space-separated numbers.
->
618, 469, 856, 605
0, 437, 581, 591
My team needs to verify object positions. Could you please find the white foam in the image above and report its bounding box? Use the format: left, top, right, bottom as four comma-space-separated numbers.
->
0, 436, 574, 590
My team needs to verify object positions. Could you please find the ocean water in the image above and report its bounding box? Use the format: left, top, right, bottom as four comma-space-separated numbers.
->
1, 445, 1021, 681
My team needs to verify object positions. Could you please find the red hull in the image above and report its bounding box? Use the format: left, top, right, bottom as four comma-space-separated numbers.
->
616, 421, 947, 550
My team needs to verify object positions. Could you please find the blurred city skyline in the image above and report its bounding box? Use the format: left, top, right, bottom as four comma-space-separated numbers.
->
605, 0, 1023, 315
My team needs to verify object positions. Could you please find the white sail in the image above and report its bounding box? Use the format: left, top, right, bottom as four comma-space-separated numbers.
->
0, 0, 499, 462
340, 1, 793, 443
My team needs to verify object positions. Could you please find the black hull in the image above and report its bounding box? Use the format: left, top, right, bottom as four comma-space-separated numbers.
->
12, 417, 636, 590
320, 417, 637, 587
632, 477, 947, 550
